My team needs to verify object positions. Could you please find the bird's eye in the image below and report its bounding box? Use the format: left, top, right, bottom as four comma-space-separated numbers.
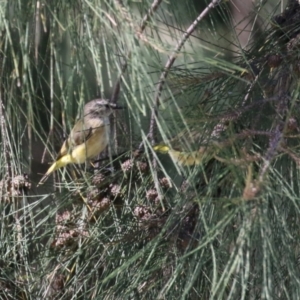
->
105, 104, 110, 109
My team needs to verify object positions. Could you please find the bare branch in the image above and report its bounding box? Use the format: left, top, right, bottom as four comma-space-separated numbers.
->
110, 0, 163, 104
148, 0, 223, 144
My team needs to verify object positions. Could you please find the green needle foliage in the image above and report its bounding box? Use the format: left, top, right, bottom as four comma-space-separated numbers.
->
1, 0, 300, 299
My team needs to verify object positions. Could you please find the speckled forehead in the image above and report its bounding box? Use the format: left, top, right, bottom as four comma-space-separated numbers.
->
95, 99, 110, 106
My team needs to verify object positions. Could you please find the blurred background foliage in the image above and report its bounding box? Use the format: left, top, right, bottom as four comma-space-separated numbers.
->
4, 0, 300, 299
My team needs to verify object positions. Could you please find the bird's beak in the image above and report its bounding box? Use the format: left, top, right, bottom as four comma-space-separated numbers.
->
111, 104, 124, 110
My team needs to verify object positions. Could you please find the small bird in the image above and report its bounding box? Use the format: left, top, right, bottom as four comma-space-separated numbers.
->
153, 128, 214, 166
38, 99, 122, 185
153, 144, 209, 166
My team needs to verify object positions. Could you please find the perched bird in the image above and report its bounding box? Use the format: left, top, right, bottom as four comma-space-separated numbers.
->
153, 144, 209, 166
153, 128, 214, 166
38, 99, 122, 185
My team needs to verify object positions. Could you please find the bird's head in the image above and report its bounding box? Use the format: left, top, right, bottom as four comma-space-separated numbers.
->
84, 99, 123, 118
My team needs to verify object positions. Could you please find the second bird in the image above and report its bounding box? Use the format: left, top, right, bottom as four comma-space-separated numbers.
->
38, 99, 121, 185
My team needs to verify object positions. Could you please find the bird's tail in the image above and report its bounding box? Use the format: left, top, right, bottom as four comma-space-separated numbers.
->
37, 154, 72, 186
37, 162, 59, 186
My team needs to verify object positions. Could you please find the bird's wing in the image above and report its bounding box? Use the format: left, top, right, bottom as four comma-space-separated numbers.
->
71, 119, 94, 146
56, 140, 68, 160
56, 119, 95, 160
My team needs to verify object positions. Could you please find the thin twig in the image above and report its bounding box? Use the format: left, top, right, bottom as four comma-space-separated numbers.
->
241, 74, 259, 107
258, 77, 290, 182
209, 95, 280, 139
35, 1, 41, 64
0, 94, 11, 179
280, 145, 300, 166
213, 129, 272, 149
110, 0, 163, 104
210, 65, 264, 141
148, 0, 223, 144
259, 126, 282, 182
139, 0, 163, 34
145, 0, 222, 202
